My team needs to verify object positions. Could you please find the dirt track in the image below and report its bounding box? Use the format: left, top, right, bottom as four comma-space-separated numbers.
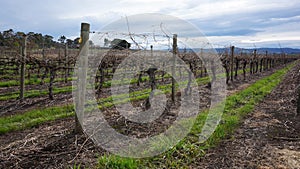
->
191, 62, 300, 168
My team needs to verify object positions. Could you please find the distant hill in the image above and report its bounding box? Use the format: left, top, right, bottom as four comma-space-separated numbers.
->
255, 48, 300, 54
215, 47, 300, 54
179, 47, 300, 54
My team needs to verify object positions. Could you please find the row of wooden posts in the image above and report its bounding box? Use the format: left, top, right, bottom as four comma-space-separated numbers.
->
15, 38, 73, 100
16, 24, 296, 101
15, 22, 300, 133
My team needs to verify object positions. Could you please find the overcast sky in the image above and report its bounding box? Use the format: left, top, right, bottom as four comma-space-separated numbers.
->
1, 0, 300, 48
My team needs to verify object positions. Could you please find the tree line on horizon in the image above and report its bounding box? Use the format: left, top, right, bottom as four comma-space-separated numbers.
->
0, 29, 80, 49
0, 29, 132, 50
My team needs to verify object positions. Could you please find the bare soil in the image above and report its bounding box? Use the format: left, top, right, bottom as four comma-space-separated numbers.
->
0, 63, 298, 168
191, 62, 300, 169
0, 81, 73, 117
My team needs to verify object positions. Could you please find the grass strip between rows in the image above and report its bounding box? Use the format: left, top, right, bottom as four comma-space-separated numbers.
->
0, 63, 292, 135
0, 77, 199, 134
0, 76, 74, 88
0, 67, 248, 101
0, 62, 295, 167
0, 86, 73, 101
0, 105, 74, 134
96, 62, 296, 168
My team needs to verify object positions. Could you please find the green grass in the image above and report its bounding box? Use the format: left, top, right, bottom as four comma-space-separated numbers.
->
0, 86, 73, 101
0, 63, 293, 136
96, 62, 295, 168
0, 62, 293, 136
0, 64, 246, 90
0, 76, 73, 88
0, 70, 197, 101
0, 65, 250, 103
0, 105, 74, 134
0, 61, 295, 168
97, 155, 139, 169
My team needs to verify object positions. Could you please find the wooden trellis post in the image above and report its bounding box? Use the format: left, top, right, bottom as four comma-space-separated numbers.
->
20, 35, 27, 100
200, 48, 203, 77
171, 34, 177, 102
145, 68, 157, 109
242, 57, 247, 80
75, 22, 90, 133
297, 85, 300, 115
230, 46, 234, 81
255, 49, 258, 73
234, 54, 239, 79
48, 63, 56, 100
64, 43, 68, 83
265, 51, 268, 71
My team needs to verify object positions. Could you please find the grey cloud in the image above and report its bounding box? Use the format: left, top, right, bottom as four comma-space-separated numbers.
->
0, 0, 300, 48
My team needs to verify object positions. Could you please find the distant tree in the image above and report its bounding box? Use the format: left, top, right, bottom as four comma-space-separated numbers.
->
66, 39, 73, 48
44, 35, 54, 48
14, 31, 26, 47
15, 31, 25, 38
27, 32, 43, 48
0, 29, 26, 48
0, 30, 68, 49
0, 32, 4, 46
3, 29, 14, 39
27, 32, 35, 38
2, 29, 15, 46
110, 38, 131, 50
58, 35, 66, 44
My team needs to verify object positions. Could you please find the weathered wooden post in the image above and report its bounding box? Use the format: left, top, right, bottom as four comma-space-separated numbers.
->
96, 64, 105, 94
250, 57, 253, 74
251, 49, 257, 74
260, 52, 264, 72
242, 58, 247, 80
171, 34, 177, 102
162, 61, 165, 82
145, 67, 157, 109
234, 55, 239, 79
200, 48, 204, 77
297, 85, 300, 115
211, 58, 216, 83
48, 63, 55, 100
64, 43, 68, 83
230, 46, 234, 81
221, 50, 230, 84
265, 51, 268, 71
75, 23, 90, 133
40, 40, 47, 85
254, 50, 258, 73
20, 35, 27, 100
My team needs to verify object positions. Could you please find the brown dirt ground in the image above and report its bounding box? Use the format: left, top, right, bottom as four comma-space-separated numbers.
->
0, 81, 73, 117
191, 62, 300, 169
0, 62, 298, 168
